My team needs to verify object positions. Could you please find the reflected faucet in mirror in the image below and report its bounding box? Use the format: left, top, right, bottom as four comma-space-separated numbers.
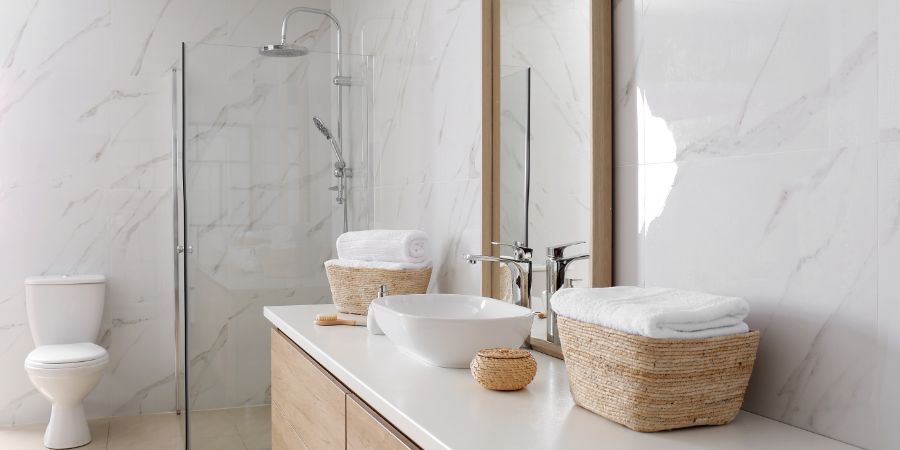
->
465, 241, 532, 309
545, 241, 589, 344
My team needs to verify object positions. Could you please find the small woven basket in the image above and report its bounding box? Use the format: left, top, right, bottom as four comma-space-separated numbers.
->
558, 315, 760, 432
325, 264, 431, 315
470, 348, 537, 391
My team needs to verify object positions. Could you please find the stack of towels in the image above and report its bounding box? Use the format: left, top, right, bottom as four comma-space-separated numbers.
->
325, 229, 432, 271
551, 286, 750, 339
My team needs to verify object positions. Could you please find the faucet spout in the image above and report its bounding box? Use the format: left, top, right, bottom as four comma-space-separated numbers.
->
464, 254, 531, 309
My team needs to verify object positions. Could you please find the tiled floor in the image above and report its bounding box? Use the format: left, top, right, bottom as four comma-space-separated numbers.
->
0, 405, 270, 450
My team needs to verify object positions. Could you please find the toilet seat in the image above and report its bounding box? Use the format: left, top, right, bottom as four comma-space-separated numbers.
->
25, 343, 109, 370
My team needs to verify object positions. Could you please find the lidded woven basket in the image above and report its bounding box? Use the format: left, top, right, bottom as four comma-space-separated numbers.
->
470, 348, 537, 391
325, 264, 431, 315
557, 315, 760, 432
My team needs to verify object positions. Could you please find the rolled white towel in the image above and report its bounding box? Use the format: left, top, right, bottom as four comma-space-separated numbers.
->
336, 229, 429, 264
324, 258, 432, 271
551, 286, 750, 339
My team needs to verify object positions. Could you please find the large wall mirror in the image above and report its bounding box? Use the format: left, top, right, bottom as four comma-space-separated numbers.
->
481, 0, 612, 354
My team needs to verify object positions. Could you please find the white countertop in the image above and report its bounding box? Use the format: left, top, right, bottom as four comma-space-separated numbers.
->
264, 304, 857, 450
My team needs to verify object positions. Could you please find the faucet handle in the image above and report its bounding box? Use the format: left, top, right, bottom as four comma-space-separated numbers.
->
547, 241, 586, 259
490, 241, 533, 260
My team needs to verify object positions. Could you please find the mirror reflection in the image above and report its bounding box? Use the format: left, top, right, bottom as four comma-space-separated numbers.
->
497, 0, 592, 344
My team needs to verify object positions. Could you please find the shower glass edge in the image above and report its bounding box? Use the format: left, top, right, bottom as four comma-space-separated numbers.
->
176, 40, 373, 450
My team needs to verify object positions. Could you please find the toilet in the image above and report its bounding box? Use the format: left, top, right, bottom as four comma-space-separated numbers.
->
24, 275, 108, 449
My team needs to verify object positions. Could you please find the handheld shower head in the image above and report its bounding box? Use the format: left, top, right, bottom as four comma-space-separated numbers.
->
312, 116, 333, 140
312, 116, 345, 168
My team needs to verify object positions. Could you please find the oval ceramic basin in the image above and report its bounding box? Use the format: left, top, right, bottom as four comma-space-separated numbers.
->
371, 294, 534, 368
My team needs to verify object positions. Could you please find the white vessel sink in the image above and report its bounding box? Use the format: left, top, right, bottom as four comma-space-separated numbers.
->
371, 294, 534, 368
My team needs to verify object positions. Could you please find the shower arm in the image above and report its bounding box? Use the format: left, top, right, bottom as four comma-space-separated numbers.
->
280, 7, 343, 78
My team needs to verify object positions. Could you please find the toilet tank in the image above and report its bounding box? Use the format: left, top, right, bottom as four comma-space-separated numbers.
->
25, 275, 106, 346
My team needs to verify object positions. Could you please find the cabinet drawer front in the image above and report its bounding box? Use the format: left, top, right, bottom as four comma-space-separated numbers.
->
272, 401, 309, 450
271, 329, 348, 449
347, 395, 420, 450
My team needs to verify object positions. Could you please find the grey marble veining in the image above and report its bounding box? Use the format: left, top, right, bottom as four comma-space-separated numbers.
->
613, 0, 896, 448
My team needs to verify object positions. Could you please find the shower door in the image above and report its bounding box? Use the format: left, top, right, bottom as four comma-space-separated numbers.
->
178, 42, 371, 449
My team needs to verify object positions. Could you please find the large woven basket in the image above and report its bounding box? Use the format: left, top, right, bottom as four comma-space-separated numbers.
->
557, 315, 760, 432
325, 264, 431, 315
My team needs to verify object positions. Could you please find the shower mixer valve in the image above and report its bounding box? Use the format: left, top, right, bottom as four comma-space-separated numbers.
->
331, 163, 352, 205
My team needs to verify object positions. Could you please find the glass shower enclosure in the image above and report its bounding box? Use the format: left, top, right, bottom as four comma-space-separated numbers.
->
176, 42, 372, 449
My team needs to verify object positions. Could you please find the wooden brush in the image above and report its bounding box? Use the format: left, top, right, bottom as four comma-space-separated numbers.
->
314, 314, 365, 327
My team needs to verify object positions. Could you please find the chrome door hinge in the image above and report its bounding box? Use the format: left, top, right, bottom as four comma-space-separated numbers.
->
176, 245, 193, 254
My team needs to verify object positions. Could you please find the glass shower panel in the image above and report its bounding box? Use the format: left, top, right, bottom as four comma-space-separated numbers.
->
181, 42, 371, 448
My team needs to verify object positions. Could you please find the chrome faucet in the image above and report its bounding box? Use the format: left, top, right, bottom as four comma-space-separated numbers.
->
465, 241, 532, 308
546, 241, 589, 344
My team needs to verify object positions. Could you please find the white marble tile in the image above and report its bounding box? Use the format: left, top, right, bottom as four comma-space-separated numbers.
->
612, 0, 642, 168
615, 1, 893, 446
877, 143, 900, 450
0, 0, 111, 75
637, 0, 877, 163
374, 179, 482, 295
879, 0, 900, 142
612, 164, 642, 286
335, 0, 482, 188
636, 146, 878, 447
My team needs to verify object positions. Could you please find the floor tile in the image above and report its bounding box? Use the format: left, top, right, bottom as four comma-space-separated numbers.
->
107, 413, 184, 450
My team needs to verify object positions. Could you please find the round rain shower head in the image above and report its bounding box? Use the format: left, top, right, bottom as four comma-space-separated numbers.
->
259, 43, 309, 57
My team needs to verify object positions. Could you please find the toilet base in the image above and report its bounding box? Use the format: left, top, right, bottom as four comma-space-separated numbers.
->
43, 403, 91, 449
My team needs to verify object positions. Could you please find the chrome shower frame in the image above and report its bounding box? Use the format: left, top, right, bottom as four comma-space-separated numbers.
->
273, 7, 350, 231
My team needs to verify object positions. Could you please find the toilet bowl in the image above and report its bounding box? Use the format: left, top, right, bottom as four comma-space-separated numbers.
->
25, 344, 108, 449
24, 275, 107, 449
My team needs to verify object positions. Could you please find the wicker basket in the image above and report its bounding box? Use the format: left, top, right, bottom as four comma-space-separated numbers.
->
470, 348, 537, 391
557, 315, 760, 432
325, 264, 431, 315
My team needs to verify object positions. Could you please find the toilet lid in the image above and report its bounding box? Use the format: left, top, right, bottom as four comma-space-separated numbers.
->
26, 343, 108, 365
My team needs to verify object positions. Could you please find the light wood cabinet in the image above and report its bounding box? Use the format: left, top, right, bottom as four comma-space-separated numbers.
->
272, 401, 309, 450
271, 329, 348, 450
347, 395, 419, 450
271, 328, 421, 450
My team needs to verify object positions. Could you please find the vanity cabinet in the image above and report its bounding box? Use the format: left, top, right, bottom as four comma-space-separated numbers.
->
271, 329, 420, 450
347, 394, 418, 450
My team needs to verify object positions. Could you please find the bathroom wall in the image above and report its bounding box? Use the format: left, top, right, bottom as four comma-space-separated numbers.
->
333, 0, 485, 296
0, 0, 331, 427
614, 0, 896, 448
499, 0, 591, 293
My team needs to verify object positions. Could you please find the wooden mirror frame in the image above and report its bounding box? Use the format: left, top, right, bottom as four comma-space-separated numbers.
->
481, 0, 613, 297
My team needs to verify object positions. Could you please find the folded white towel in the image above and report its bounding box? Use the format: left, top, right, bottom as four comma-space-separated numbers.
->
550, 286, 750, 339
324, 258, 432, 271
336, 230, 429, 264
